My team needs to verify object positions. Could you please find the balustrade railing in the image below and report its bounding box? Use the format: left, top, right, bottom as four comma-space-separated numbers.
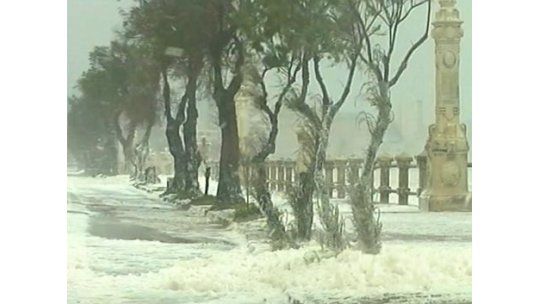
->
207, 154, 473, 205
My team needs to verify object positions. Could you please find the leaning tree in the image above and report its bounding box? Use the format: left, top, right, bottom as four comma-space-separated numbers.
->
347, 0, 432, 254
75, 46, 131, 176
123, 0, 209, 197
225, 0, 311, 248
122, 41, 161, 180
203, 0, 250, 204
77, 41, 160, 178
249, 0, 361, 243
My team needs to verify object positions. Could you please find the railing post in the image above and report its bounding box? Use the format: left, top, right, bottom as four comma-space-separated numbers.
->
277, 161, 285, 192
285, 161, 293, 193
348, 159, 361, 186
396, 154, 413, 205
336, 160, 346, 198
377, 155, 393, 204
273, 161, 279, 191
325, 161, 335, 198
415, 151, 428, 197
268, 161, 276, 191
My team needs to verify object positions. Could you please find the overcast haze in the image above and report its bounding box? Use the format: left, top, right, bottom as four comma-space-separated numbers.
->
68, 0, 472, 155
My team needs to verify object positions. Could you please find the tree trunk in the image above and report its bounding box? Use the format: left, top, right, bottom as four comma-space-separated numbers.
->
113, 112, 136, 176
296, 125, 330, 242
290, 122, 317, 241
134, 123, 152, 181
122, 123, 136, 177
215, 92, 244, 204
166, 120, 187, 192
103, 128, 119, 176
204, 167, 211, 195
210, 37, 245, 204
359, 87, 392, 186
251, 161, 293, 249
294, 171, 315, 240
314, 121, 347, 251
183, 71, 202, 196
351, 83, 391, 254
161, 67, 188, 195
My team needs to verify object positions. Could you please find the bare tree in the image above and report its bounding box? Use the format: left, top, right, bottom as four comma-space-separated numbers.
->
285, 0, 362, 240
347, 0, 432, 254
248, 55, 302, 249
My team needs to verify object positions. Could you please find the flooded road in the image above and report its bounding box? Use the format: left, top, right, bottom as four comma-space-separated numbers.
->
67, 176, 243, 302
67, 175, 471, 304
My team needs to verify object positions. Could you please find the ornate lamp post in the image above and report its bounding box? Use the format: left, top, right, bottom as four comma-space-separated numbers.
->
420, 0, 471, 211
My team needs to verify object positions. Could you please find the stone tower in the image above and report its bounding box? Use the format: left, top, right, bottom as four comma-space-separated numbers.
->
420, 0, 471, 211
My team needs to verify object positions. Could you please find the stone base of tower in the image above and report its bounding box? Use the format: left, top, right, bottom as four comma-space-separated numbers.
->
419, 191, 471, 212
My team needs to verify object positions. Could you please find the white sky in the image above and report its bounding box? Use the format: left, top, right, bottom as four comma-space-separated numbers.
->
68, 0, 472, 126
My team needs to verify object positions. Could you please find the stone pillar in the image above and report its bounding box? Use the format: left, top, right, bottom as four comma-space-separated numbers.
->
416, 152, 428, 196
377, 155, 393, 204
269, 162, 277, 191
277, 161, 285, 192
396, 154, 413, 205
348, 159, 361, 185
420, 0, 471, 211
285, 162, 294, 192
335, 160, 346, 199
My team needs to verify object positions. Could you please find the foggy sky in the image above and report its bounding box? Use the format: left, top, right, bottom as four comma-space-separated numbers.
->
68, 0, 472, 134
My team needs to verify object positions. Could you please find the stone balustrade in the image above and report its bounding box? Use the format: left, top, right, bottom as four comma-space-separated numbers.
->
119, 150, 474, 206
203, 154, 472, 205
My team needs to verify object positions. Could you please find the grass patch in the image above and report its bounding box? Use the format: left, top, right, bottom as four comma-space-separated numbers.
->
233, 203, 263, 222
204, 201, 262, 222
190, 195, 218, 206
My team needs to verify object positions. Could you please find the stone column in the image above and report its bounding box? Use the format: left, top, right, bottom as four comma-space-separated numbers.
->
277, 161, 285, 192
420, 0, 471, 211
348, 159, 361, 185
335, 160, 346, 199
269, 162, 277, 191
285, 162, 293, 192
396, 154, 413, 205
377, 155, 393, 204
416, 152, 428, 196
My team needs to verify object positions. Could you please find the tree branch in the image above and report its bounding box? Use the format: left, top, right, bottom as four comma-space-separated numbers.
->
389, 0, 431, 87
400, 0, 429, 23
161, 67, 174, 123
313, 55, 331, 116
226, 37, 245, 96
329, 52, 358, 120
289, 53, 322, 129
